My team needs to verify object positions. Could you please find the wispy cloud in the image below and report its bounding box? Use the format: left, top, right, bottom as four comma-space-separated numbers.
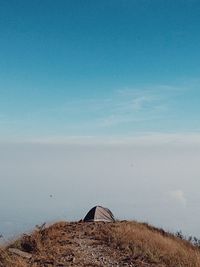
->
0, 114, 19, 125
15, 85, 172, 129
26, 132, 200, 146
0, 82, 198, 139
168, 189, 187, 206
97, 85, 179, 127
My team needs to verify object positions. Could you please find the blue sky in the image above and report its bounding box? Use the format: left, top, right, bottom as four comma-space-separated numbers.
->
2, 1, 200, 239
0, 0, 200, 140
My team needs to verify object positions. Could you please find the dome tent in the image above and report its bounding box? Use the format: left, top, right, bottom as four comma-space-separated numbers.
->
83, 206, 115, 222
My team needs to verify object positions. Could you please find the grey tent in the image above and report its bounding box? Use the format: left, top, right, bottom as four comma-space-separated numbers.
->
83, 206, 115, 222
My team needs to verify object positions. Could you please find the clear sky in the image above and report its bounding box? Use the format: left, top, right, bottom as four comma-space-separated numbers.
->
0, 0, 200, 140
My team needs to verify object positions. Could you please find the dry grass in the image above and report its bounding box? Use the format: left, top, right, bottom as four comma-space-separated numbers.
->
0, 246, 27, 267
96, 221, 200, 267
1, 221, 200, 266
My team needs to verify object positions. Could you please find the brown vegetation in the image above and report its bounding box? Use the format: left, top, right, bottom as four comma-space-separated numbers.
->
0, 221, 200, 266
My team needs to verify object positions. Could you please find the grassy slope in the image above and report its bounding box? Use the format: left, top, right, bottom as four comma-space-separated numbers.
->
1, 221, 200, 267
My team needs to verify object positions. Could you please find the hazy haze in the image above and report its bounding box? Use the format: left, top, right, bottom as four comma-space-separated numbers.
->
1, 135, 200, 240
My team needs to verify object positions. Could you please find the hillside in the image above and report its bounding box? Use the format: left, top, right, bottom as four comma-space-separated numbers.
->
1, 221, 200, 267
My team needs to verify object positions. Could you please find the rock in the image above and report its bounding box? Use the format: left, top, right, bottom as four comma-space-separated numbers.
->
8, 248, 32, 259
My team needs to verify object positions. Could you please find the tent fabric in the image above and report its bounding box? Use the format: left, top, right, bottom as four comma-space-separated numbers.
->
83, 206, 115, 222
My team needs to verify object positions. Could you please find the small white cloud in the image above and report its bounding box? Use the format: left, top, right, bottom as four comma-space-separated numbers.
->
168, 190, 187, 206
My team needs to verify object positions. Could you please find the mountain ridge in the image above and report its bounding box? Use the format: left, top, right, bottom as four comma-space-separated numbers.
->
1, 220, 200, 266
